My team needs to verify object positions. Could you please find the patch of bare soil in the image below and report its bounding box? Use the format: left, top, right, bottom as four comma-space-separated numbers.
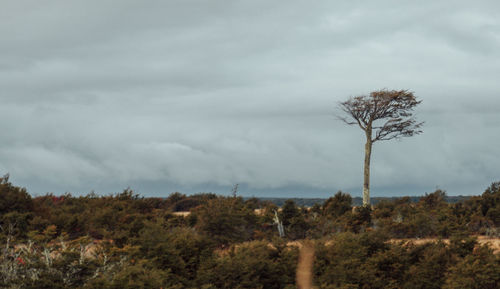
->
173, 208, 279, 217
171, 211, 191, 217
389, 236, 500, 254
477, 236, 500, 253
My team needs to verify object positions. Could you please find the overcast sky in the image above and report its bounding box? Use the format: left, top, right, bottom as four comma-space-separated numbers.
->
1, 0, 499, 198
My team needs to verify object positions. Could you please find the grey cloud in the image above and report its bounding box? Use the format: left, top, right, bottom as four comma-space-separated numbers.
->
1, 0, 499, 197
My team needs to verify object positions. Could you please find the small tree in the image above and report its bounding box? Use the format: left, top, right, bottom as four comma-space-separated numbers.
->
323, 191, 352, 218
338, 89, 423, 206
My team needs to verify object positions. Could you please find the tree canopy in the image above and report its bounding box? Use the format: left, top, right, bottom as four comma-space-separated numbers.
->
338, 89, 423, 142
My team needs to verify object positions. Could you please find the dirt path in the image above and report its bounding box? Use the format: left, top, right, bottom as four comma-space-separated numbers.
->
296, 241, 315, 289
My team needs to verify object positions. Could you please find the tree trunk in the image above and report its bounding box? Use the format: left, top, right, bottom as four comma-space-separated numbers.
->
363, 133, 372, 206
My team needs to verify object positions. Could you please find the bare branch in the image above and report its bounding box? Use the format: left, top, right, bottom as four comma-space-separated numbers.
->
338, 89, 423, 143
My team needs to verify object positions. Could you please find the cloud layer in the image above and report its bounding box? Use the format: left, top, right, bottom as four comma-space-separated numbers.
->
1, 0, 499, 197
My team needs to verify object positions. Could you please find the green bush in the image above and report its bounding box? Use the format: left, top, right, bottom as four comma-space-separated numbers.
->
198, 240, 298, 289
194, 197, 258, 245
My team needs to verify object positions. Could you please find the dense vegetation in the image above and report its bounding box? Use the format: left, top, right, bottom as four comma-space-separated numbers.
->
1, 175, 498, 288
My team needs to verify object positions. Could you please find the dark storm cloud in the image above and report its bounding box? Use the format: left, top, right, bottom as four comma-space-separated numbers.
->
1, 0, 499, 197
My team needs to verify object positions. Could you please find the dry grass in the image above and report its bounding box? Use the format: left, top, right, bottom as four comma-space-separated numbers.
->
172, 208, 276, 216
477, 236, 500, 254
389, 236, 500, 254
171, 211, 191, 217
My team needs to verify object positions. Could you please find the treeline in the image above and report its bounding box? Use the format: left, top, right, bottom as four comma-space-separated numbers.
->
0, 175, 499, 288
255, 195, 471, 207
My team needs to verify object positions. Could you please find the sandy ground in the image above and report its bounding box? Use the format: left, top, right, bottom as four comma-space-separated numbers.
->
388, 236, 500, 254
172, 211, 191, 217
173, 209, 268, 216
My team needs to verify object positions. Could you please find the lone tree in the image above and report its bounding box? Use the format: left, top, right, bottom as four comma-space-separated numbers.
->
338, 89, 423, 206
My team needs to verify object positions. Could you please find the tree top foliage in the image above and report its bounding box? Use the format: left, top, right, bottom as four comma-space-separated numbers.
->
338, 89, 424, 142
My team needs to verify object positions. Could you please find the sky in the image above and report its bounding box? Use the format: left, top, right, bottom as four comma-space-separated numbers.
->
1, 0, 499, 198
